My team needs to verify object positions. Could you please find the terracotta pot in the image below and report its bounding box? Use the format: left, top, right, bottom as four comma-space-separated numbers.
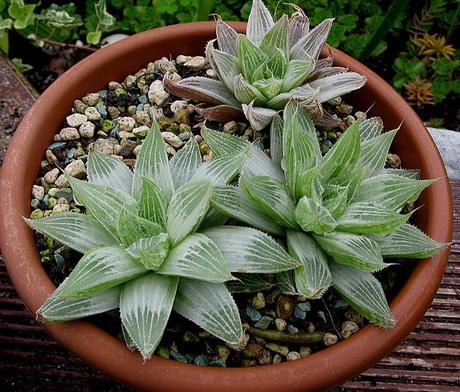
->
0, 22, 453, 392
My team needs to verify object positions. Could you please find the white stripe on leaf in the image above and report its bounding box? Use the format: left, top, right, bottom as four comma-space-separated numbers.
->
25, 213, 116, 253
120, 273, 178, 360
174, 279, 243, 344
158, 233, 232, 283
202, 226, 299, 273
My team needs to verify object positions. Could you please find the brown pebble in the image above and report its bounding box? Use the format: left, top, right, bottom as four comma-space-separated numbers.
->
257, 349, 272, 365
241, 359, 257, 367
243, 342, 263, 358
276, 295, 295, 320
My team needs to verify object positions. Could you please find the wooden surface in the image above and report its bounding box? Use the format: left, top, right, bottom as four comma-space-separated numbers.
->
0, 55, 459, 392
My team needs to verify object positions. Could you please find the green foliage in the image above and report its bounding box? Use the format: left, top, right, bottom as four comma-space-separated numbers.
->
208, 101, 444, 328
167, 0, 366, 130
31, 117, 298, 359
11, 56, 32, 72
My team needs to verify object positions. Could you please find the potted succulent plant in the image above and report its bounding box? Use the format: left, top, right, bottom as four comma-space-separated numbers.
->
0, 0, 453, 391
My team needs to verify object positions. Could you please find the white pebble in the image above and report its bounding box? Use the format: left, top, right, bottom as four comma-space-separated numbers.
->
161, 132, 184, 148
184, 56, 206, 69
79, 121, 95, 138
206, 68, 217, 78
66, 113, 88, 127
82, 93, 99, 106
53, 203, 70, 213
170, 100, 189, 113
286, 351, 301, 361
64, 159, 86, 178
55, 174, 70, 188
165, 144, 176, 155
60, 127, 80, 141
176, 54, 192, 64
84, 107, 102, 121
32, 185, 45, 201
118, 117, 136, 132
133, 145, 142, 156
152, 90, 169, 106
44, 168, 59, 184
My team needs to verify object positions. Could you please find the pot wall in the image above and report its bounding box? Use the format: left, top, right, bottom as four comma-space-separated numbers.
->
0, 22, 453, 392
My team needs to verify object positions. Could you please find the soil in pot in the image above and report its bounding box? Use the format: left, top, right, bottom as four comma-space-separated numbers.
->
29, 52, 414, 367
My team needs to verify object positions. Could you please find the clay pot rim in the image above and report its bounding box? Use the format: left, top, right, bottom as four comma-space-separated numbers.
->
0, 22, 453, 392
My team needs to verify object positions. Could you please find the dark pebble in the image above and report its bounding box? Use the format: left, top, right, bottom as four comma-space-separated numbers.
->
170, 351, 188, 363
246, 305, 262, 322
193, 354, 209, 366
254, 316, 272, 329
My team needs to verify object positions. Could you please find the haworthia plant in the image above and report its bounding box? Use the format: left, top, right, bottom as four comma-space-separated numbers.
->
164, 0, 366, 130
206, 101, 445, 328
28, 118, 299, 360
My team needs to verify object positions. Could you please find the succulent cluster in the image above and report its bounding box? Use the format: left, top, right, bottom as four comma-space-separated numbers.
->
165, 0, 366, 130
202, 101, 444, 327
29, 119, 300, 359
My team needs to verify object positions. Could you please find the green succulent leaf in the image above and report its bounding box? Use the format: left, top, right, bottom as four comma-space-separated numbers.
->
358, 130, 397, 178
226, 274, 275, 294
309, 72, 367, 103
322, 184, 349, 219
211, 185, 284, 236
246, 0, 274, 45
336, 202, 410, 235
276, 270, 301, 295
284, 114, 321, 200
242, 101, 278, 131
189, 153, 244, 187
244, 144, 285, 182
198, 208, 230, 230
287, 230, 332, 299
259, 14, 289, 57
383, 168, 420, 180
342, 167, 365, 204
166, 180, 213, 246
290, 18, 334, 60
313, 231, 386, 272
158, 233, 232, 283
319, 120, 361, 182
330, 262, 395, 328
120, 273, 178, 360
240, 175, 298, 229
295, 196, 337, 234
138, 177, 167, 228
359, 117, 384, 141
172, 77, 241, 107
298, 167, 325, 202
132, 119, 174, 200
252, 77, 283, 100
281, 59, 315, 92
26, 213, 116, 254
354, 174, 434, 211
237, 35, 268, 82
216, 20, 238, 56
373, 223, 445, 259
117, 208, 163, 247
67, 176, 137, 238
174, 279, 243, 344
58, 246, 147, 299
201, 126, 250, 157
206, 40, 238, 90
169, 138, 202, 189
202, 226, 299, 273
270, 114, 283, 166
87, 151, 133, 195
233, 74, 268, 104
125, 233, 170, 270
265, 49, 288, 79
37, 286, 121, 322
